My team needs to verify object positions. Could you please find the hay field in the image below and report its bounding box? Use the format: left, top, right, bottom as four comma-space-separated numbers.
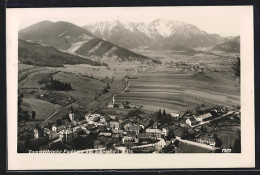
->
115, 68, 240, 114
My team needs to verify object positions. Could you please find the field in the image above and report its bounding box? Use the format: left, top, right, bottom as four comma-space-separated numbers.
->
18, 62, 132, 128
19, 97, 57, 130
115, 68, 240, 114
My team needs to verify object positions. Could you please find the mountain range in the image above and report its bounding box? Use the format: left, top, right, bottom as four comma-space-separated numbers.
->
211, 36, 240, 53
83, 19, 229, 50
18, 21, 159, 65
18, 19, 239, 67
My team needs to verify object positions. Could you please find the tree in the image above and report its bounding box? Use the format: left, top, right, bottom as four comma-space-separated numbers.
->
232, 57, 240, 78
213, 133, 222, 147
158, 109, 162, 118
163, 109, 166, 118
166, 130, 176, 140
31, 111, 36, 120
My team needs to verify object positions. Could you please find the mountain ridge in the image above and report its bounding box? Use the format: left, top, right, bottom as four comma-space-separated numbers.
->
18, 21, 158, 64
83, 19, 228, 50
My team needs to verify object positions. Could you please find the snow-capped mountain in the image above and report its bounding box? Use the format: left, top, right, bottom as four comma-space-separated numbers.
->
83, 19, 225, 50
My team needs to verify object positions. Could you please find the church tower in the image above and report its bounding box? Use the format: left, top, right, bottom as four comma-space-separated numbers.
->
69, 105, 74, 123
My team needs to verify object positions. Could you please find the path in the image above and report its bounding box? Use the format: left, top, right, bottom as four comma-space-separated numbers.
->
40, 103, 58, 124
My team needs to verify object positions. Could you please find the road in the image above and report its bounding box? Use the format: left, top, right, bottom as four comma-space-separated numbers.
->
191, 111, 235, 128
176, 136, 218, 150
112, 69, 137, 104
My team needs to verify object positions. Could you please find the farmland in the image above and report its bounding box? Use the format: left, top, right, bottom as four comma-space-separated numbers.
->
115, 68, 240, 114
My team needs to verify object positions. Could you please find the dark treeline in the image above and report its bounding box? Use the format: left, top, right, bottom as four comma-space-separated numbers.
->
39, 76, 72, 91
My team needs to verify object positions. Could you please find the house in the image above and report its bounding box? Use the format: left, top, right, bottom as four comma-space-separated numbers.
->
162, 128, 169, 136
34, 129, 39, 139
122, 136, 138, 144
186, 117, 197, 126
103, 132, 112, 137
124, 123, 141, 134
110, 121, 120, 129
87, 114, 100, 122
100, 116, 106, 123
109, 115, 117, 120
52, 125, 57, 132
107, 103, 114, 108
43, 128, 50, 136
170, 113, 180, 119
145, 129, 162, 138
62, 128, 74, 143
196, 113, 212, 122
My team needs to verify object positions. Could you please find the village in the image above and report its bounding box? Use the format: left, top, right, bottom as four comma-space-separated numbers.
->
26, 100, 240, 154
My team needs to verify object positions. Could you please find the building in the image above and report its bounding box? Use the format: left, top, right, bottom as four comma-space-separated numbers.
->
100, 116, 106, 123
195, 113, 212, 122
110, 121, 120, 129
43, 128, 50, 136
186, 117, 197, 126
34, 129, 39, 139
122, 136, 138, 144
145, 129, 162, 138
124, 123, 141, 134
62, 128, 74, 143
107, 103, 114, 108
162, 128, 169, 136
69, 112, 74, 123
170, 113, 180, 119
52, 125, 57, 132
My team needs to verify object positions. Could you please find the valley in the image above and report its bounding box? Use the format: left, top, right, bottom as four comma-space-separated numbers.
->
17, 19, 241, 154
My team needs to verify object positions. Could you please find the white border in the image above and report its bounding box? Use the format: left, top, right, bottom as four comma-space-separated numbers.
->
7, 6, 255, 170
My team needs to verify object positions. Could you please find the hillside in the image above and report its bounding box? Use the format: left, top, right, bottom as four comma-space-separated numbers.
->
83, 19, 225, 50
75, 38, 160, 63
18, 39, 102, 67
211, 41, 240, 53
19, 21, 96, 50
19, 21, 157, 64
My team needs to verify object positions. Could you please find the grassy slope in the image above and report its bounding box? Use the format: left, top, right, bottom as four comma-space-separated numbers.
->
22, 98, 56, 120
18, 39, 102, 67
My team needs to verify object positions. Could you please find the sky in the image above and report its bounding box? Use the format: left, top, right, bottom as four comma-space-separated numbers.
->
8, 6, 245, 37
